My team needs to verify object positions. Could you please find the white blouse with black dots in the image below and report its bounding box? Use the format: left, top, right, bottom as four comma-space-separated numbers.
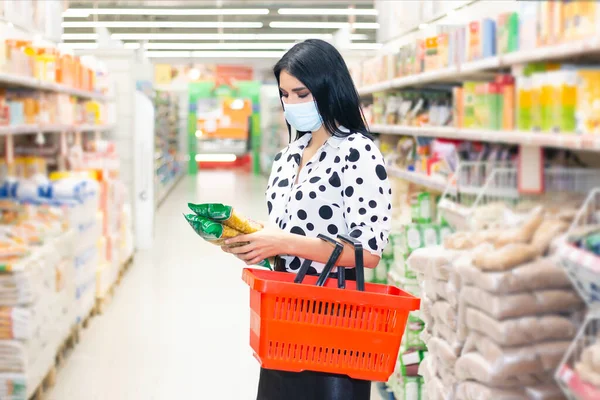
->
266, 129, 392, 274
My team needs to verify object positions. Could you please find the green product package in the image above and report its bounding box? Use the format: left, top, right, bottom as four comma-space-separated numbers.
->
405, 224, 423, 253
184, 207, 272, 270
417, 192, 432, 224
462, 82, 478, 128
439, 223, 453, 242
421, 223, 440, 247
187, 202, 262, 234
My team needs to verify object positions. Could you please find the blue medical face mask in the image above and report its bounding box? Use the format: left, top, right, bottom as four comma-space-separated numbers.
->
282, 100, 323, 132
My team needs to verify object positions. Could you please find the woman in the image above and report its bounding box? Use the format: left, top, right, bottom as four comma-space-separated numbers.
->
223, 39, 392, 400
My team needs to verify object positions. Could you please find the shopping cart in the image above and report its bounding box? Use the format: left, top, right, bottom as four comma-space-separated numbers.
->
243, 234, 421, 382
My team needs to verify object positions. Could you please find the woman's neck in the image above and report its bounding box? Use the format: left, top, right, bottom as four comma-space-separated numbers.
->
310, 125, 330, 148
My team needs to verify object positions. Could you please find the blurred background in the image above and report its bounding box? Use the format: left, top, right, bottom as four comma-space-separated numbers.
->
0, 0, 600, 399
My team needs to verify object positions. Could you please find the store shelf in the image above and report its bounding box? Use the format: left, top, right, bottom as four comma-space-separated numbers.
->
557, 365, 600, 400
0, 72, 110, 101
73, 124, 116, 133
371, 124, 600, 151
388, 166, 451, 193
0, 124, 114, 135
156, 170, 185, 208
358, 37, 600, 96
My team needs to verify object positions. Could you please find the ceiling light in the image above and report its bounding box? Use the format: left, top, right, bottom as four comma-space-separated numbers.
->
61, 33, 99, 40
62, 21, 263, 29
120, 42, 381, 51
62, 9, 90, 18
109, 33, 369, 41
188, 68, 201, 81
63, 8, 269, 17
195, 154, 237, 162
269, 22, 379, 29
145, 51, 284, 58
142, 42, 294, 50
278, 8, 378, 16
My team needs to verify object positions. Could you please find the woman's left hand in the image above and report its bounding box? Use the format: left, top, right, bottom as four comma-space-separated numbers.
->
221, 226, 292, 265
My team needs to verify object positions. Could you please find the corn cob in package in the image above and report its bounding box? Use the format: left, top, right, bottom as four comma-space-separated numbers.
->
184, 203, 272, 270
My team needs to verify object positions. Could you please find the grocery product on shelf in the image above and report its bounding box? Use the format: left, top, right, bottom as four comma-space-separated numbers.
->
354, 2, 600, 90
154, 89, 184, 204
0, 89, 109, 127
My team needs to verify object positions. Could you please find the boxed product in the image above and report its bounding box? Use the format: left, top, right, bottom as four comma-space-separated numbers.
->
496, 12, 519, 54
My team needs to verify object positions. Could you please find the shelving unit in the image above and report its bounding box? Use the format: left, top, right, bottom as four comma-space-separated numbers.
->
388, 166, 450, 194
358, 36, 600, 96
0, 124, 115, 136
371, 125, 600, 151
154, 89, 184, 207
0, 72, 111, 101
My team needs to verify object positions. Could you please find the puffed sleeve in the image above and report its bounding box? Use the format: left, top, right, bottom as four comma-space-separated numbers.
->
341, 135, 392, 256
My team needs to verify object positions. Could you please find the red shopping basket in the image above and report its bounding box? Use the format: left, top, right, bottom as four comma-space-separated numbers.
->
242, 234, 421, 382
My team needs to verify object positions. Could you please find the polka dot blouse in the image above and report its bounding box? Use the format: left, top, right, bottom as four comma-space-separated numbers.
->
266, 129, 392, 273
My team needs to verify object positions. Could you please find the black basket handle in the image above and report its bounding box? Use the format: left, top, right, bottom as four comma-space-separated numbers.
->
294, 234, 344, 287
337, 234, 365, 291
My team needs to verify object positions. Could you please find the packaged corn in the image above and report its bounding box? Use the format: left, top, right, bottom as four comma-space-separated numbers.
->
183, 213, 272, 270
187, 203, 262, 234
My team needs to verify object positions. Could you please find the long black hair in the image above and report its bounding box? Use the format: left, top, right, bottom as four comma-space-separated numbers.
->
273, 39, 370, 141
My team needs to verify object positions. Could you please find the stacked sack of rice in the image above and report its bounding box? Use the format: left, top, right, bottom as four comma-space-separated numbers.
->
410, 205, 583, 400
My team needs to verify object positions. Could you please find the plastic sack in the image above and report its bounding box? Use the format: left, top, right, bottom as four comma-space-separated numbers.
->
432, 300, 458, 330
460, 332, 569, 378
455, 381, 526, 400
428, 336, 459, 368
525, 384, 566, 400
575, 342, 600, 386
184, 213, 271, 270
187, 202, 262, 234
406, 246, 461, 274
493, 206, 544, 248
473, 243, 538, 271
455, 352, 552, 388
456, 256, 571, 294
580, 342, 600, 374
465, 308, 577, 347
431, 278, 460, 308
460, 285, 583, 320
433, 323, 464, 356
531, 219, 569, 256
444, 231, 499, 250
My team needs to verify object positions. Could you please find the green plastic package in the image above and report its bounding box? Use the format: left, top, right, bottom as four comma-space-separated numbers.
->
187, 202, 263, 234
184, 206, 272, 270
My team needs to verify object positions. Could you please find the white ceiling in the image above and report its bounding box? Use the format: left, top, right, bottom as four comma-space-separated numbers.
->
62, 0, 379, 60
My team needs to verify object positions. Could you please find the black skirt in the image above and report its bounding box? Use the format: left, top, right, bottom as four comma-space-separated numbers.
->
256, 258, 371, 400
257, 368, 371, 400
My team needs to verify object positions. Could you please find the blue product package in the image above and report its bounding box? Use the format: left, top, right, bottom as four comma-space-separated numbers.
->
482, 18, 496, 58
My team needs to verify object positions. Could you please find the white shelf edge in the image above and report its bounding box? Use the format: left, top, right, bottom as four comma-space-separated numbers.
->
371, 124, 600, 151
0, 72, 110, 101
357, 37, 600, 95
388, 166, 452, 193
73, 124, 116, 133
0, 124, 116, 135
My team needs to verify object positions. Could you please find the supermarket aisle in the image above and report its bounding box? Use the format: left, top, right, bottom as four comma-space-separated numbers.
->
49, 171, 268, 400
49, 170, 384, 400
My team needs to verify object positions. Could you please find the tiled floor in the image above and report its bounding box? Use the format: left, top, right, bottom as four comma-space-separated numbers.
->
48, 171, 384, 400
